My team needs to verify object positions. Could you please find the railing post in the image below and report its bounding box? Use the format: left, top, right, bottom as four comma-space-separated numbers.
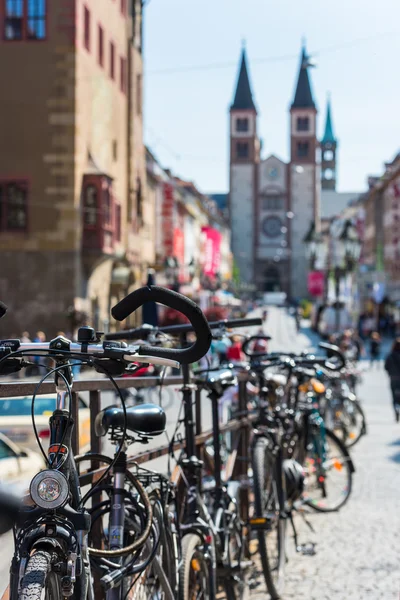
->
89, 390, 104, 599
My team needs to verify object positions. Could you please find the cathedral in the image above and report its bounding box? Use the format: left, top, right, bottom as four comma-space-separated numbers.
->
227, 44, 338, 300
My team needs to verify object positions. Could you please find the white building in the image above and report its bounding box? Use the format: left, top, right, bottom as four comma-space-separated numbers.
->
223, 45, 345, 300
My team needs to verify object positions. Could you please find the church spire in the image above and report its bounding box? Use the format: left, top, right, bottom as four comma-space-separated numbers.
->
322, 96, 336, 144
291, 43, 316, 109
231, 47, 257, 112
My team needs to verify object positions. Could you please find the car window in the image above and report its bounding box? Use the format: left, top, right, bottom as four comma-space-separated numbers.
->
0, 397, 56, 416
0, 439, 16, 459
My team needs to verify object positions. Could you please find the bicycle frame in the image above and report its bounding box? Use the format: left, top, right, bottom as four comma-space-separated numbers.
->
10, 356, 93, 600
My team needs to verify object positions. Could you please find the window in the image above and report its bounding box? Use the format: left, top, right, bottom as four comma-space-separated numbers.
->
104, 189, 112, 226
262, 196, 284, 210
136, 74, 142, 114
136, 178, 143, 224
120, 56, 127, 94
97, 24, 104, 67
236, 118, 249, 132
112, 140, 118, 161
109, 41, 115, 79
83, 185, 98, 226
4, 0, 46, 40
0, 180, 28, 231
120, 0, 127, 15
297, 142, 309, 158
115, 204, 121, 241
236, 142, 249, 159
297, 117, 309, 131
83, 5, 90, 51
0, 440, 16, 460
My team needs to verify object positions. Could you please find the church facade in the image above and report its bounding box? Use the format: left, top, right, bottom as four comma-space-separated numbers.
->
228, 45, 337, 300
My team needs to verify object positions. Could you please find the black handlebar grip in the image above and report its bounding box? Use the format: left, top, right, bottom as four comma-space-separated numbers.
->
0, 302, 7, 319
111, 286, 212, 364
0, 485, 21, 534
219, 317, 263, 329
241, 335, 272, 358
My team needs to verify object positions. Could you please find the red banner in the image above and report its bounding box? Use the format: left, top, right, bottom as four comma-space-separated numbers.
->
201, 227, 222, 277
162, 183, 174, 256
308, 271, 324, 297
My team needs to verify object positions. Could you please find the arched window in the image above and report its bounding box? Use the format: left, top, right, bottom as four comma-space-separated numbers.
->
83, 184, 98, 226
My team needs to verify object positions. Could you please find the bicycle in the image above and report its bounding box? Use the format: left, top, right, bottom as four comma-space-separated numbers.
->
110, 316, 262, 600
0, 285, 211, 600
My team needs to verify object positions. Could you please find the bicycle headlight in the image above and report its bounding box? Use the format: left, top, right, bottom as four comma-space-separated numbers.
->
30, 470, 69, 509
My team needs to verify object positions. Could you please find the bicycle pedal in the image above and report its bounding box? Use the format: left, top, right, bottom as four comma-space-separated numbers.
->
248, 516, 272, 531
296, 542, 316, 556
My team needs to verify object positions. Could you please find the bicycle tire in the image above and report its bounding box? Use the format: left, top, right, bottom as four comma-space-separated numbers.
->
252, 437, 286, 600
148, 386, 174, 410
304, 427, 353, 513
342, 400, 366, 448
179, 533, 212, 600
19, 551, 61, 600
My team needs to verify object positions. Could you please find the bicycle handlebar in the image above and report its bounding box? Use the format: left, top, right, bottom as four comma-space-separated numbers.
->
0, 302, 7, 319
111, 285, 212, 364
0, 485, 21, 534
241, 335, 272, 357
105, 317, 263, 340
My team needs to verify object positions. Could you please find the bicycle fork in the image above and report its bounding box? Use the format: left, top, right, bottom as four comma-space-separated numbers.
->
107, 451, 127, 600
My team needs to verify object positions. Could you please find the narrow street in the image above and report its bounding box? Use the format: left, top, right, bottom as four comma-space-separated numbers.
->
249, 307, 400, 599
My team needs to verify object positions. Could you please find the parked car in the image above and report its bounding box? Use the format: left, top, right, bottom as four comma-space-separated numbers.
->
0, 394, 91, 454
0, 432, 44, 485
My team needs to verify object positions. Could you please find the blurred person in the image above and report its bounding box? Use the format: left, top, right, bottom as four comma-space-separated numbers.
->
384, 338, 400, 422
369, 331, 381, 367
33, 331, 47, 376
21, 331, 31, 343
227, 335, 245, 363
253, 329, 268, 354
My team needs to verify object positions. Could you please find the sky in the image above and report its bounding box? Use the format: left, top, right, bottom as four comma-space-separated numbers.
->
144, 0, 400, 195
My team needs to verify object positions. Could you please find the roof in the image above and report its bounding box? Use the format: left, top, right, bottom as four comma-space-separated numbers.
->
322, 97, 336, 144
321, 190, 363, 219
231, 48, 257, 112
291, 46, 316, 109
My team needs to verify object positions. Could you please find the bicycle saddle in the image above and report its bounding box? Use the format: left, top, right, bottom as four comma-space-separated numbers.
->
194, 368, 237, 395
95, 403, 166, 437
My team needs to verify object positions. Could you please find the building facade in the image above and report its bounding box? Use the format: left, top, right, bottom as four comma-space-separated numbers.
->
228, 46, 321, 299
0, 0, 150, 336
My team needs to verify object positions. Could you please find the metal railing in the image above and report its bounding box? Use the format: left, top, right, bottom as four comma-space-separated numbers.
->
0, 373, 252, 484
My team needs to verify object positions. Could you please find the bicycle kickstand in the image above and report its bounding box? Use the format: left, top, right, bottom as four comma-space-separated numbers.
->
289, 512, 317, 557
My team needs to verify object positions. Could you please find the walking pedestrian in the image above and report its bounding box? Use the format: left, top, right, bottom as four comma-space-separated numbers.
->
384, 338, 400, 422
369, 331, 381, 367
33, 331, 47, 376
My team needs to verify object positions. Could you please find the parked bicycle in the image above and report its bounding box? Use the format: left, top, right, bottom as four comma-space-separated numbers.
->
0, 286, 211, 600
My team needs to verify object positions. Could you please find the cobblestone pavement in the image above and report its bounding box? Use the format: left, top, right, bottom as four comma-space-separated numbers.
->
249, 307, 400, 599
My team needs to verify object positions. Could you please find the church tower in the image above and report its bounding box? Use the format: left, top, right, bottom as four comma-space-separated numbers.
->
229, 46, 259, 284
321, 96, 338, 190
289, 43, 320, 299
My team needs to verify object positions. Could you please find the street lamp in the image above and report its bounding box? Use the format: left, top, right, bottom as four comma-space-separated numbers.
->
304, 223, 324, 270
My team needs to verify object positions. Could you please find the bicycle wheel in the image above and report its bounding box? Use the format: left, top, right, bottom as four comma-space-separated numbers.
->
19, 551, 61, 600
147, 386, 174, 410
179, 533, 212, 600
303, 428, 353, 512
341, 399, 366, 447
134, 496, 177, 599
252, 437, 286, 600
